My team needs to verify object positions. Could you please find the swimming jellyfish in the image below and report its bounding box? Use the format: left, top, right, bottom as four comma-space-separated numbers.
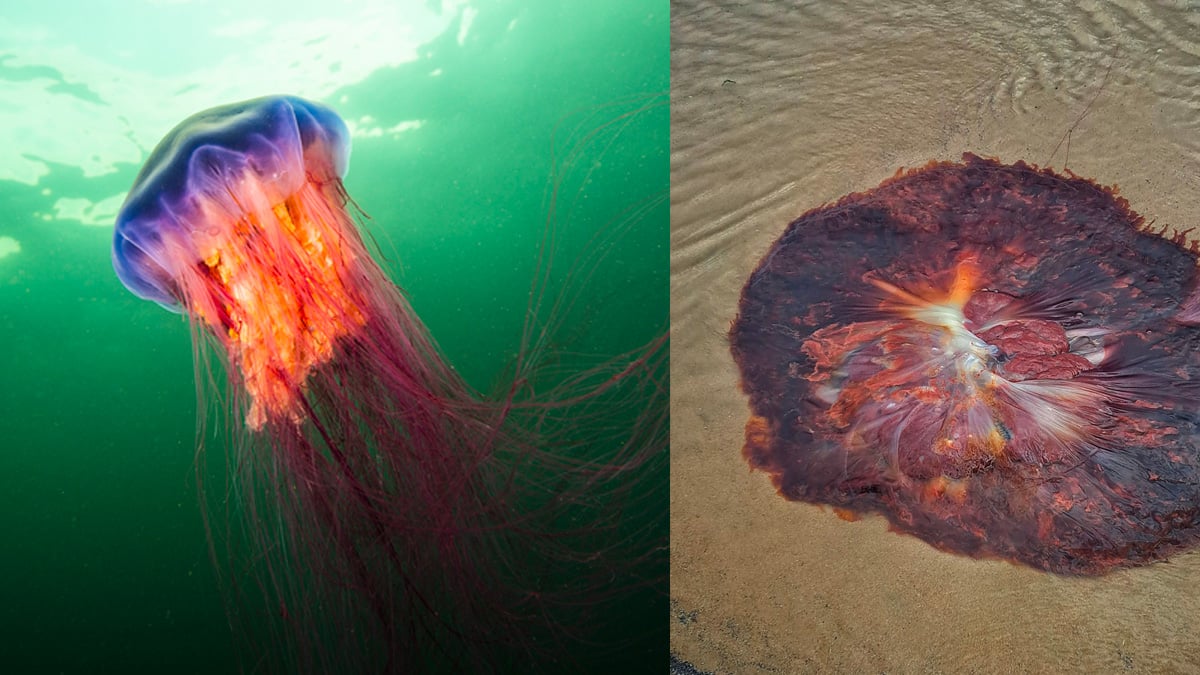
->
113, 95, 666, 672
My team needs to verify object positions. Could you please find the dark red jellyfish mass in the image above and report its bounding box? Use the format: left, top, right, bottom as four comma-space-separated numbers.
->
730, 153, 1200, 575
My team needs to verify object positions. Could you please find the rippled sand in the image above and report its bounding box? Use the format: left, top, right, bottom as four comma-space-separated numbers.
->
670, 1, 1200, 672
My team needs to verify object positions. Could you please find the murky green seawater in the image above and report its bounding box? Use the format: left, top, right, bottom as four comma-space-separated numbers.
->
0, 2, 666, 672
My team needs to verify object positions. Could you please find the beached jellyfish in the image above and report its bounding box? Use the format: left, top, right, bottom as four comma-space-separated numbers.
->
113, 95, 666, 672
731, 153, 1200, 575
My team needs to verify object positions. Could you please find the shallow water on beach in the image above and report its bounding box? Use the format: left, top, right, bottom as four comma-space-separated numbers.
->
671, 1, 1200, 672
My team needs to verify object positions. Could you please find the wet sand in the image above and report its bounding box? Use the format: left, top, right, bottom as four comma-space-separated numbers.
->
670, 1, 1200, 672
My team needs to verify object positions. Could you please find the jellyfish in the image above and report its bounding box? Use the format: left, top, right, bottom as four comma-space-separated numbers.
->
113, 95, 667, 672
731, 153, 1200, 575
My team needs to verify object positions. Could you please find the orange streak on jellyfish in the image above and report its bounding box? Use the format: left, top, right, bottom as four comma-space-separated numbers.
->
731, 153, 1200, 575
112, 96, 666, 672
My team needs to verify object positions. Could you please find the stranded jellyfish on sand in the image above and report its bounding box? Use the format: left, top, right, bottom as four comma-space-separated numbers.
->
731, 153, 1200, 575
113, 96, 666, 671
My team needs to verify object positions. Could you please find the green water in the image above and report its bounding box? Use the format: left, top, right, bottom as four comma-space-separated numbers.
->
0, 1, 667, 672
